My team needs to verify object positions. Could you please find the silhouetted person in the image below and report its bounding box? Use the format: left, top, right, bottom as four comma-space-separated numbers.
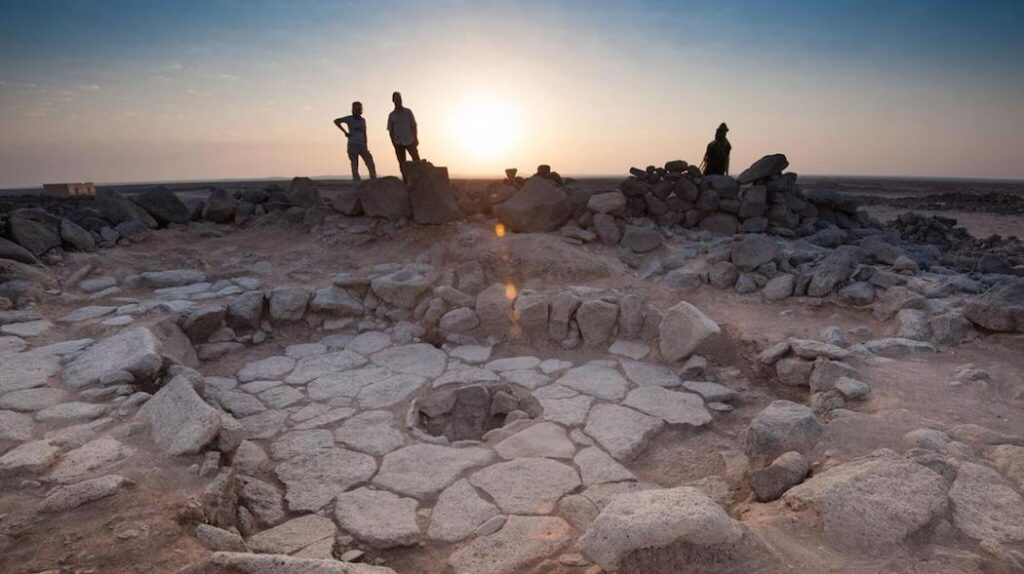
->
387, 91, 419, 182
333, 101, 376, 182
701, 122, 731, 176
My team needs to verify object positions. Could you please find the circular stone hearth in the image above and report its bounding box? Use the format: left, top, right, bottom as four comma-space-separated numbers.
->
413, 383, 543, 442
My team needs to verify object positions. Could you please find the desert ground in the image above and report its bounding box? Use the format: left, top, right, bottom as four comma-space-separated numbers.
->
1, 163, 1023, 574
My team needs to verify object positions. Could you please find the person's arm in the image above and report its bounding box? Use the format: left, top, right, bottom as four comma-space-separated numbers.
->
333, 117, 350, 137
410, 110, 418, 145
387, 113, 396, 145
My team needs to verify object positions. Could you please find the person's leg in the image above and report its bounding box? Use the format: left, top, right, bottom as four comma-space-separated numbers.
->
361, 148, 377, 179
348, 148, 361, 182
407, 145, 420, 163
394, 145, 408, 182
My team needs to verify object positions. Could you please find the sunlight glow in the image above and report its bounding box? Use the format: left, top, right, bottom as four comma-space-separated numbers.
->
446, 94, 522, 164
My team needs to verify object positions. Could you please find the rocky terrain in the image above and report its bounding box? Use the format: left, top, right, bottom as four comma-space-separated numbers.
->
1, 156, 1023, 574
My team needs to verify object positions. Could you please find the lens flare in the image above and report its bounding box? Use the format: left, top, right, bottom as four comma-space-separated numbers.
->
495, 223, 506, 237
505, 282, 517, 300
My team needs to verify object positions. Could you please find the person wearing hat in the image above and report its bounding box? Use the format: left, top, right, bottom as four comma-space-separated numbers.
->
701, 122, 731, 176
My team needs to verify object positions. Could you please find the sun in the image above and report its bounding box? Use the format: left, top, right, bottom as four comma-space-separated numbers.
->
447, 94, 522, 164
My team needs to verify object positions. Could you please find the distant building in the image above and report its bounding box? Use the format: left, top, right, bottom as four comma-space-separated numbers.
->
43, 182, 95, 197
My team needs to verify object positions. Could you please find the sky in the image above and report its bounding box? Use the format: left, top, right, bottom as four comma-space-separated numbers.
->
1, 0, 1023, 188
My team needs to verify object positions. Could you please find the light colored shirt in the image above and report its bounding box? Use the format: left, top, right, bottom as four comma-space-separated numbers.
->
387, 107, 416, 146
340, 115, 367, 148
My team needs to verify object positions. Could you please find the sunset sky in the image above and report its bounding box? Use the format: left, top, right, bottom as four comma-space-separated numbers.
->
1, 0, 1022, 188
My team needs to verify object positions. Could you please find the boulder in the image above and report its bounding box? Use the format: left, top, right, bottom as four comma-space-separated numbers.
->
59, 218, 97, 252
964, 280, 1024, 333
371, 269, 431, 309
133, 188, 191, 225
8, 209, 61, 256
96, 189, 158, 228
782, 449, 949, 550
738, 154, 790, 184
358, 177, 410, 221
587, 192, 627, 214
0, 237, 39, 264
406, 161, 462, 224
202, 189, 238, 223
745, 400, 821, 461
621, 225, 661, 253
287, 177, 321, 207
493, 177, 573, 233
62, 326, 163, 389
140, 375, 222, 455
698, 213, 739, 235
730, 234, 779, 271
658, 301, 720, 362
576, 299, 618, 346
269, 286, 311, 320
750, 451, 808, 501
808, 246, 863, 297
578, 486, 743, 573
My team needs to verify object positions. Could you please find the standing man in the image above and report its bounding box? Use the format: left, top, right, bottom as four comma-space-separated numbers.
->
387, 91, 419, 182
333, 101, 376, 182
701, 122, 731, 176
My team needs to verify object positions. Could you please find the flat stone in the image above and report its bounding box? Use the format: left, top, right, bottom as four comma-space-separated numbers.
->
57, 305, 116, 323
485, 356, 541, 372
0, 336, 27, 355
232, 440, 269, 475
623, 387, 711, 426
196, 524, 247, 552
539, 358, 573, 374
788, 338, 851, 360
556, 364, 627, 400
274, 447, 377, 512
370, 344, 447, 378
578, 486, 742, 573
27, 338, 93, 356
41, 417, 112, 449
432, 366, 499, 388
608, 339, 650, 360
334, 487, 420, 548
285, 343, 328, 360
428, 478, 500, 542
215, 389, 266, 417
258, 385, 305, 409
500, 369, 549, 389
0, 388, 69, 412
354, 373, 424, 409
584, 404, 664, 460
62, 326, 162, 389
140, 269, 206, 288
269, 430, 334, 460
574, 446, 636, 486
193, 553, 395, 573
247, 514, 337, 555
47, 436, 134, 484
345, 331, 392, 356
1, 320, 53, 338
141, 376, 221, 455
306, 367, 391, 401
448, 515, 573, 574
681, 380, 739, 402
240, 379, 282, 394
291, 407, 355, 431
535, 387, 593, 427
619, 359, 680, 387
237, 356, 296, 383
373, 444, 494, 499
285, 351, 368, 384
494, 422, 576, 459
0, 439, 60, 477
1, 353, 61, 394
0, 409, 34, 446
35, 401, 107, 424
335, 410, 405, 456
239, 410, 290, 440
470, 458, 580, 514
449, 345, 492, 364
39, 474, 134, 513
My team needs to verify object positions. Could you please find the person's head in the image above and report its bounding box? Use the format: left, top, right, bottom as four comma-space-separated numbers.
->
352, 101, 363, 116
392, 91, 403, 108
716, 122, 729, 139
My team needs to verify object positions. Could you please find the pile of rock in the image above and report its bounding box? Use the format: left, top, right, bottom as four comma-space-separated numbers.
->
757, 337, 872, 414
886, 212, 1023, 273
332, 161, 463, 226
